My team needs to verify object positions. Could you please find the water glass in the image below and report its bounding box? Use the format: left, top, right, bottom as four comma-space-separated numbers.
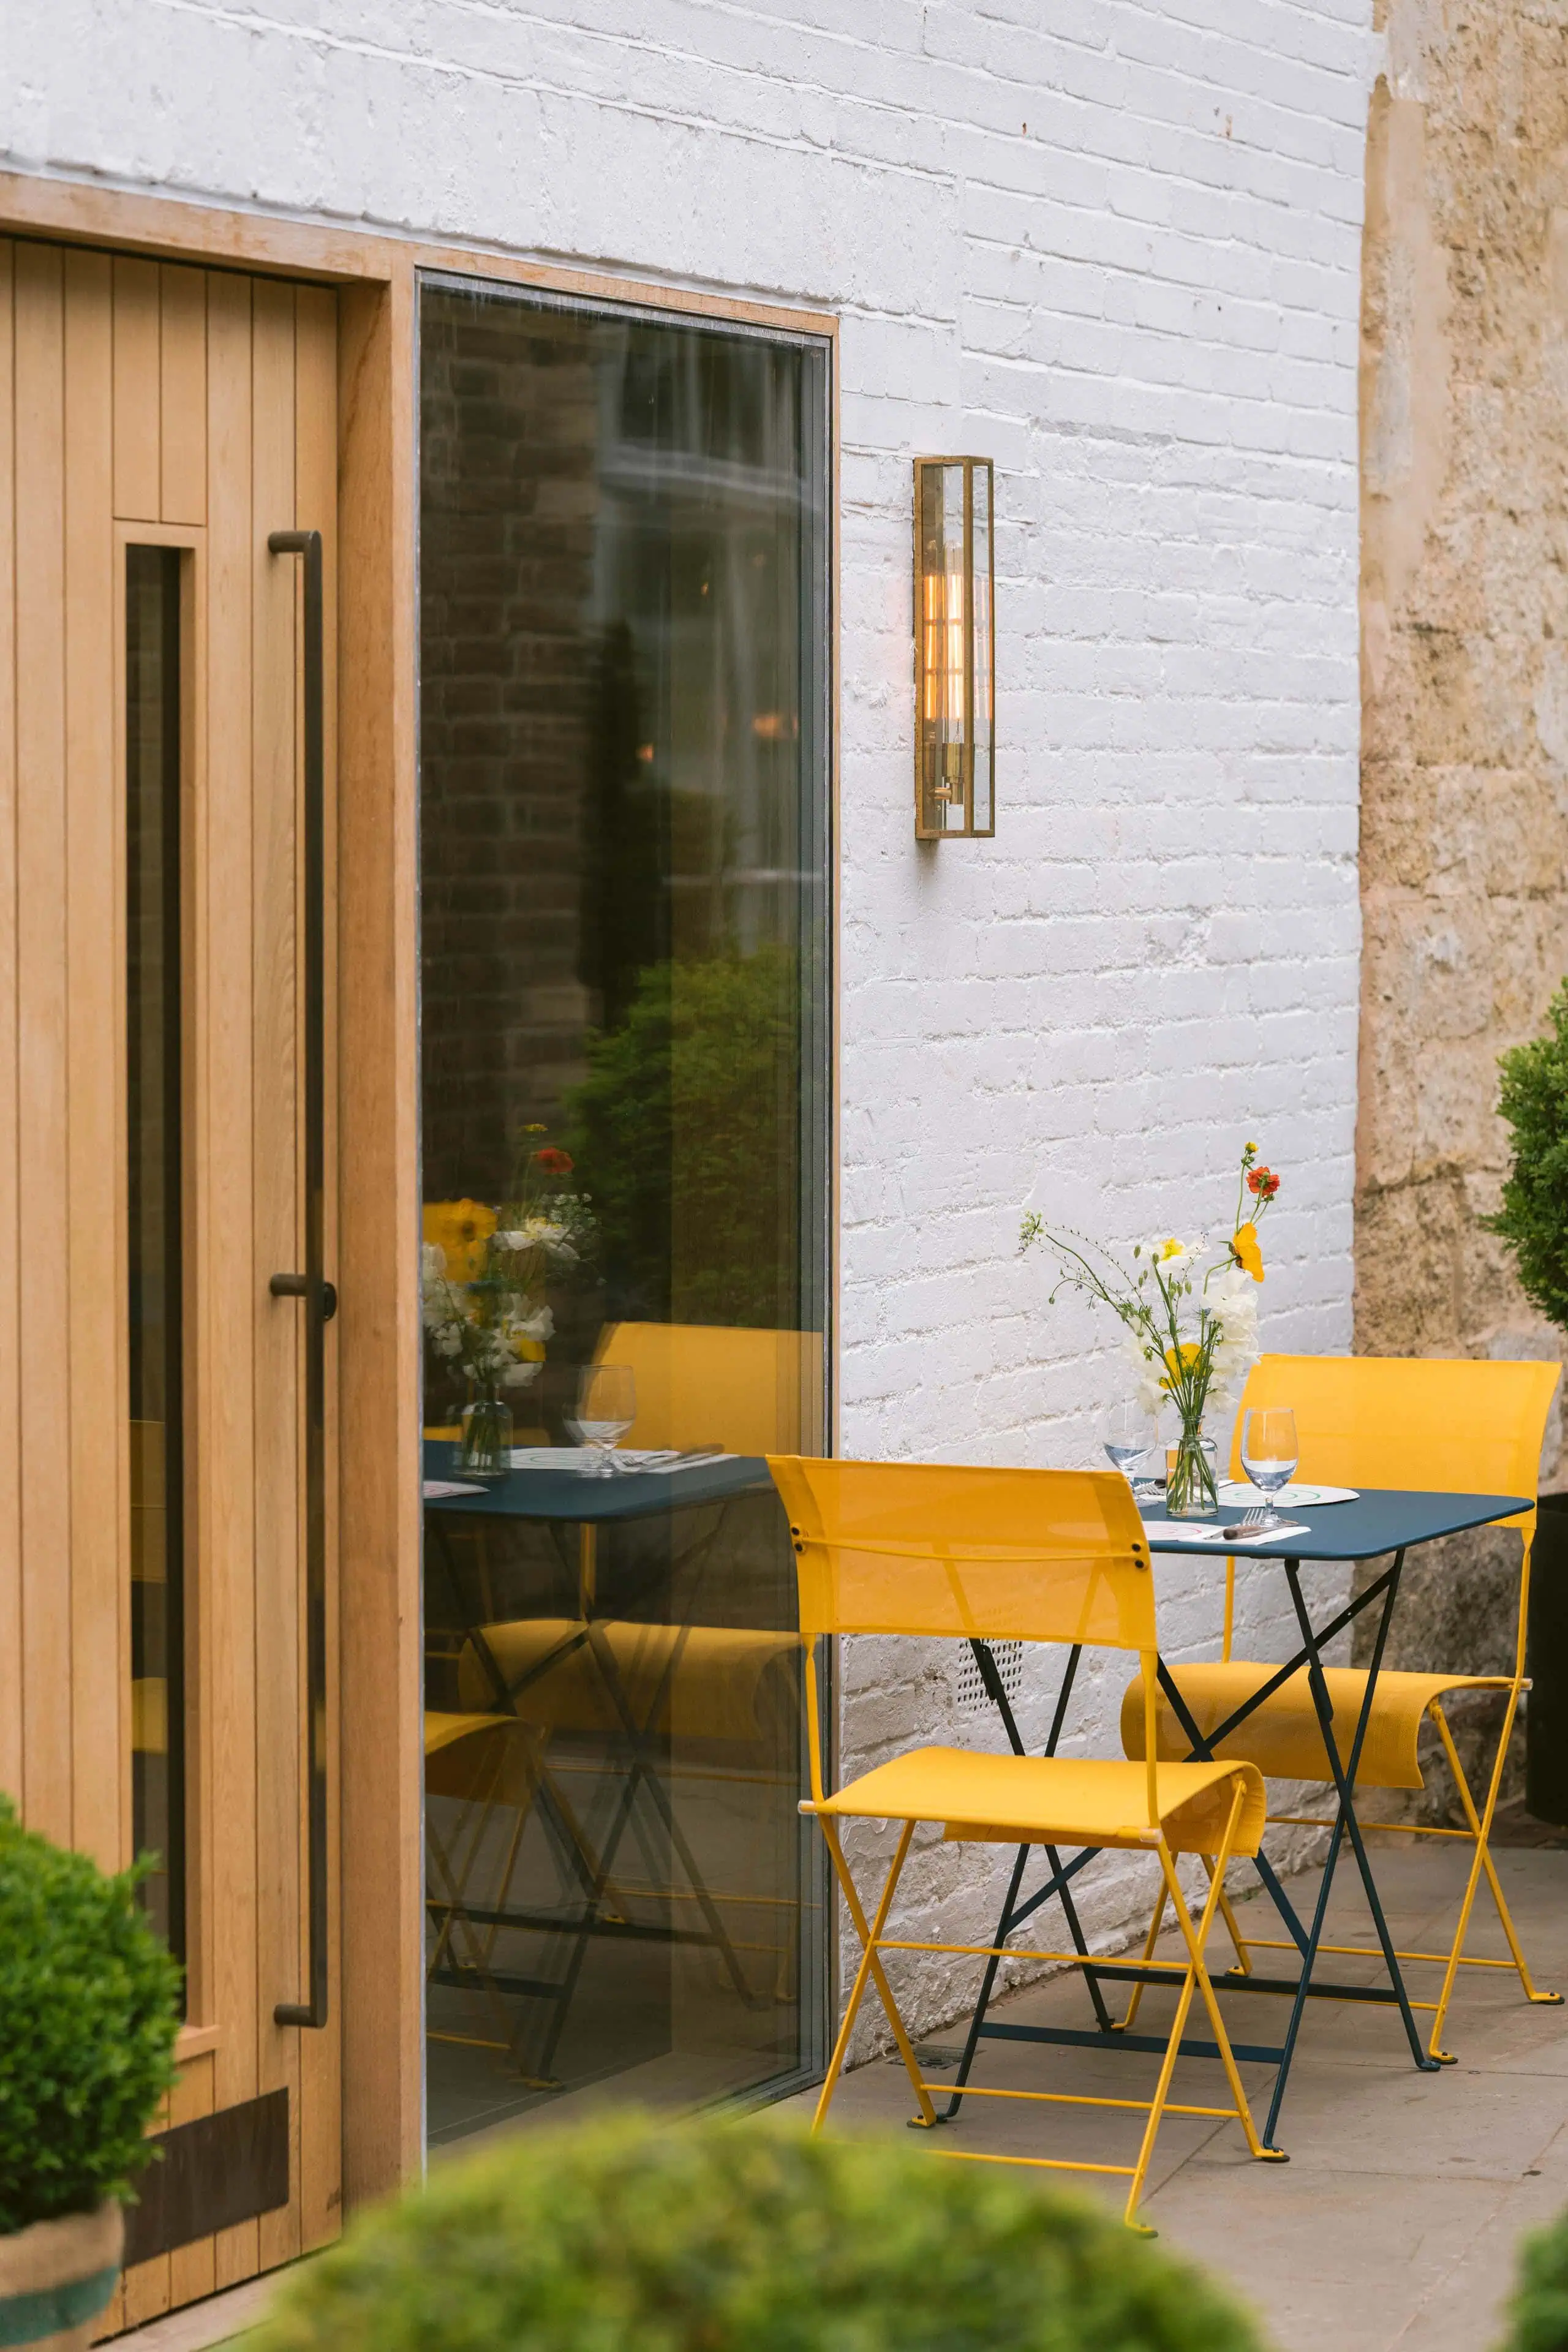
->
1101, 1402, 1159, 1497
570, 1363, 637, 1476
1240, 1404, 1299, 1529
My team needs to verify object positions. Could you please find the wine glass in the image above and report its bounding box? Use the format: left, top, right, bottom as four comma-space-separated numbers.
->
1240, 1404, 1299, 1529
570, 1364, 637, 1476
1101, 1401, 1159, 1497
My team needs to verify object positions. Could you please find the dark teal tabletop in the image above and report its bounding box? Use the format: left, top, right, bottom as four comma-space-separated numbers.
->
1140, 1487, 1531, 1562
421, 1438, 772, 1523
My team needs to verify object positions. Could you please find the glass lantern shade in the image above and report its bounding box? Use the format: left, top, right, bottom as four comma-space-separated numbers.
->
914, 456, 994, 839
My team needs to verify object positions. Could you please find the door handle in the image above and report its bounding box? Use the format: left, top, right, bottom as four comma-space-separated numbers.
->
268, 527, 330, 2032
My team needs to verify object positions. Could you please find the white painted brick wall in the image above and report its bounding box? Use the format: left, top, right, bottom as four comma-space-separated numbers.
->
4, 0, 1377, 2048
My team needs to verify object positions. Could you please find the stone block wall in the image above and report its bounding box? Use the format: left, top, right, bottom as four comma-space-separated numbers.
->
6, 0, 1374, 2046
1357, 0, 1568, 1812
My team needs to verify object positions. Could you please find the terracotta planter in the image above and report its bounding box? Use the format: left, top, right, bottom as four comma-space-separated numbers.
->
0, 2206, 122, 2351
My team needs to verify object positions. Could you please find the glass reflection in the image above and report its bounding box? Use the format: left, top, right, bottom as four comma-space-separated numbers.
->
419, 284, 829, 2142
126, 545, 186, 1964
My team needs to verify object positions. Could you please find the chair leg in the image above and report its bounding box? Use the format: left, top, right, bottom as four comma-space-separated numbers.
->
1428, 1695, 1560, 2061
1122, 1793, 1273, 2230
815, 1818, 937, 2132
1114, 1873, 1168, 2035
1159, 1809, 1272, 2168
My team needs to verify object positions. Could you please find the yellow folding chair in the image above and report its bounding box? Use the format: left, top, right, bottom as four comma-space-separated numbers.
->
1126, 1353, 1562, 2061
768, 1454, 1280, 2230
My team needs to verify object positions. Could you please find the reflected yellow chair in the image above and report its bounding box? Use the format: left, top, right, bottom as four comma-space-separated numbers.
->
768, 1455, 1278, 2229
594, 1321, 821, 1457
1123, 1353, 1562, 2061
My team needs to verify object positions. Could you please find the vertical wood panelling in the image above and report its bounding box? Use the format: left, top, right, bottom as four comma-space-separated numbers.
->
0, 246, 21, 1808
250, 277, 302, 2275
62, 249, 121, 1871
293, 283, 342, 2256
14, 241, 350, 2312
159, 267, 206, 527
111, 257, 160, 522
14, 243, 71, 1844
202, 266, 262, 2290
336, 272, 423, 2204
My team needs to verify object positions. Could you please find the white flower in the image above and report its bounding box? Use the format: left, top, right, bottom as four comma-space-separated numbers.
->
1147, 1235, 1203, 1272
421, 1242, 448, 1284
500, 1359, 542, 1389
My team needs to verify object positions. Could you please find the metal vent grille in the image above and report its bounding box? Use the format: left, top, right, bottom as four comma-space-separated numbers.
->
956, 1639, 1023, 1717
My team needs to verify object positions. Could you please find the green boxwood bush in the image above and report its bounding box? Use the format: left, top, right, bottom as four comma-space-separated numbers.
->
1485, 976, 1568, 1336
0, 1795, 182, 2234
253, 2109, 1268, 2352
1502, 2210, 1568, 2352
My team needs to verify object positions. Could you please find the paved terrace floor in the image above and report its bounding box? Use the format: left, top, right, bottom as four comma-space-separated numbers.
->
778, 1831, 1568, 2352
119, 1830, 1568, 2352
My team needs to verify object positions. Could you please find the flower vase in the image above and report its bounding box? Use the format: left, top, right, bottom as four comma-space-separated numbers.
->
1166, 1426, 1218, 1518
456, 1391, 513, 1479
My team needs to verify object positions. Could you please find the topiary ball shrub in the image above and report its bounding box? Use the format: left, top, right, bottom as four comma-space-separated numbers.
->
253, 2109, 1269, 2352
0, 1794, 182, 2234
1502, 2209, 1568, 2352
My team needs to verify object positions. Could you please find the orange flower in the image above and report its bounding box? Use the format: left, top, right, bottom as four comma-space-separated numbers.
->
1231, 1222, 1264, 1282
422, 1198, 497, 1282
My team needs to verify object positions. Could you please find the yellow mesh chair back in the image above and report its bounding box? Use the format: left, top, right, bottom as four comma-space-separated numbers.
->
767, 1457, 1155, 1649
594, 1321, 821, 1457
1231, 1354, 1557, 1533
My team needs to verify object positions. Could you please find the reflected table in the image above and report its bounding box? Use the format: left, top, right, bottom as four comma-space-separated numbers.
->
950, 1488, 1531, 2150
421, 1442, 789, 2094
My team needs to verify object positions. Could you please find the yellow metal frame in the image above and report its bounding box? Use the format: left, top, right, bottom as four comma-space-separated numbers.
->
776, 1457, 1283, 2230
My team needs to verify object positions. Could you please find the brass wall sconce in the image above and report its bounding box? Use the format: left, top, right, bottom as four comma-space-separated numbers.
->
914, 455, 995, 839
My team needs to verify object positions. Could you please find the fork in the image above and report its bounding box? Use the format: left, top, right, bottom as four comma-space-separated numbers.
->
1219, 1507, 1273, 1539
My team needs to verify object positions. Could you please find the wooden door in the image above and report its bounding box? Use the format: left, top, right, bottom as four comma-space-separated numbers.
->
0, 242, 341, 2328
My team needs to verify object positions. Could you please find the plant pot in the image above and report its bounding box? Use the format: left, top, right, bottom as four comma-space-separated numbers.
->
1526, 1493, 1568, 1826
0, 2205, 122, 2350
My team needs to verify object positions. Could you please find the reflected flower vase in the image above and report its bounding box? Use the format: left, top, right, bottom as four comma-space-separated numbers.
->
1166, 1422, 1219, 1518
455, 1389, 513, 1479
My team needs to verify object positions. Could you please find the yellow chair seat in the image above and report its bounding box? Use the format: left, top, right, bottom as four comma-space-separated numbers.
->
812, 1744, 1265, 1857
1121, 1661, 1511, 1793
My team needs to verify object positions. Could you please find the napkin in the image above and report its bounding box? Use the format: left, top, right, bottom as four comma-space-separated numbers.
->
1143, 1518, 1311, 1547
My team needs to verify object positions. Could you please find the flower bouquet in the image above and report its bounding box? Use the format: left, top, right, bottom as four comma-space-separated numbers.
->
1021, 1144, 1282, 1516
421, 1130, 595, 1476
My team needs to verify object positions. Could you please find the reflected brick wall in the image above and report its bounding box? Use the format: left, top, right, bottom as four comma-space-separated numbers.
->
420, 292, 599, 1202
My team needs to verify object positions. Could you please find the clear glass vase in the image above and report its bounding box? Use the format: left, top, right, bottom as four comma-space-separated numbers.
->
455, 1390, 513, 1479
1166, 1427, 1218, 1518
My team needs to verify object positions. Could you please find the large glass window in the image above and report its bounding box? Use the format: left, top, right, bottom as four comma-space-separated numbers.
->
418, 281, 830, 2143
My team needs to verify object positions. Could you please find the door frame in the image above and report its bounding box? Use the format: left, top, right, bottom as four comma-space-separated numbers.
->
0, 167, 840, 2217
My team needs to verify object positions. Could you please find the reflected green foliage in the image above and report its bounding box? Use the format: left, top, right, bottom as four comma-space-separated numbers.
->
252, 2109, 1269, 2352
1486, 979, 1568, 1335
0, 1796, 181, 2234
567, 950, 799, 1329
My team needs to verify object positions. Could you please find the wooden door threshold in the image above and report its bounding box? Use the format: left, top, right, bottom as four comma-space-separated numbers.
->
104, 2268, 289, 2350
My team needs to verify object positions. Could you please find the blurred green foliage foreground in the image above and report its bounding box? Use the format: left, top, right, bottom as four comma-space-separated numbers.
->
252, 2110, 1269, 2352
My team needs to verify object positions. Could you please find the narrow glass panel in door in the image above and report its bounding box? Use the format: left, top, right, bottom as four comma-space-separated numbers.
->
419, 282, 830, 2142
127, 543, 186, 1967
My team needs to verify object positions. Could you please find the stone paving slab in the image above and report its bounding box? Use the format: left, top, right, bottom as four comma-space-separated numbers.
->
778, 1839, 1568, 2351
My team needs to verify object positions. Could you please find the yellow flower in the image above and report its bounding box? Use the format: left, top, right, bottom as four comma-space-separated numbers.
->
1231, 1222, 1264, 1283
1161, 1343, 1202, 1387
423, 1198, 497, 1282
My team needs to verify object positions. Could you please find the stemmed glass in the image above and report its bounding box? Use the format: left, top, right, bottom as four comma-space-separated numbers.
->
1101, 1402, 1159, 1499
1240, 1404, 1299, 1529
570, 1364, 637, 1476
